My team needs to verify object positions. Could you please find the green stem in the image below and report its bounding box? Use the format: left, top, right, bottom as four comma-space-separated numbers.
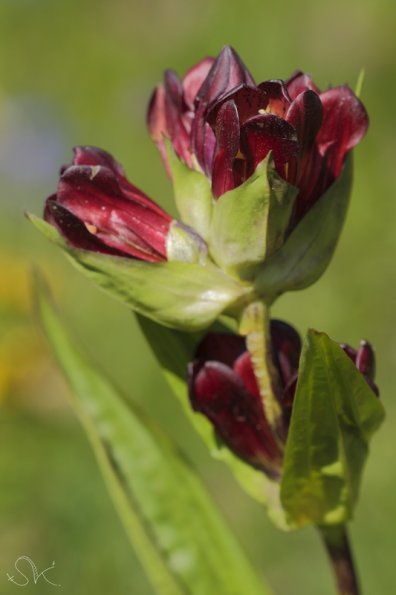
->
239, 300, 285, 447
319, 525, 361, 595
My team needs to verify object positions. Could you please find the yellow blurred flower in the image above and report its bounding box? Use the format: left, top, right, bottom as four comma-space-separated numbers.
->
0, 250, 59, 403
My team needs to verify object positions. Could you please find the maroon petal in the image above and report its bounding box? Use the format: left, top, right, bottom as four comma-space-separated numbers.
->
285, 90, 324, 201
356, 340, 376, 380
68, 146, 126, 177
56, 165, 171, 261
286, 90, 323, 153
270, 320, 302, 390
211, 100, 240, 197
182, 57, 215, 110
147, 84, 173, 177
340, 343, 358, 362
341, 340, 379, 396
286, 70, 320, 100
195, 332, 245, 367
44, 199, 130, 257
189, 360, 281, 469
258, 80, 291, 118
195, 45, 255, 109
206, 85, 267, 128
70, 146, 169, 217
240, 114, 298, 177
316, 85, 368, 176
163, 70, 192, 166
233, 350, 260, 398
192, 46, 254, 172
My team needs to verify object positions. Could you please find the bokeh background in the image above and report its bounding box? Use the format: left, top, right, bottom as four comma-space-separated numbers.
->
1, 1, 395, 593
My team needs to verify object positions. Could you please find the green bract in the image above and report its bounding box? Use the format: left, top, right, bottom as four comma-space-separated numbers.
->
208, 157, 298, 279
168, 145, 352, 300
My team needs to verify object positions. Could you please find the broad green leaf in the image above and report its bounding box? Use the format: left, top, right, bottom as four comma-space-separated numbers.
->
167, 144, 213, 241
280, 329, 385, 528
209, 157, 297, 279
255, 156, 353, 302
35, 278, 271, 595
138, 314, 290, 530
29, 214, 251, 331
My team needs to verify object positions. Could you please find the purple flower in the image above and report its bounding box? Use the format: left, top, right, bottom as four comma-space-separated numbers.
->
148, 46, 368, 228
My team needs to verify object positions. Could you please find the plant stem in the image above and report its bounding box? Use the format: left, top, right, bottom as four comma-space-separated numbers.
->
319, 524, 361, 595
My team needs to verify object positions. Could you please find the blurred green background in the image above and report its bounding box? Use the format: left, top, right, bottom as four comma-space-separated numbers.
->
0, 0, 395, 593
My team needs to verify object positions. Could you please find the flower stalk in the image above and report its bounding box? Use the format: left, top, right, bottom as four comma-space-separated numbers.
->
319, 524, 361, 595
239, 301, 285, 444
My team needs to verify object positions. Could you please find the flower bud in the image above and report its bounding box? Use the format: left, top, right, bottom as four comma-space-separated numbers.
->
188, 324, 379, 476
45, 146, 173, 262
188, 320, 301, 475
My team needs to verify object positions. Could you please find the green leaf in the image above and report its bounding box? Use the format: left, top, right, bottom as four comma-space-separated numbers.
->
35, 277, 271, 595
209, 157, 297, 279
28, 214, 250, 331
167, 144, 213, 241
280, 329, 385, 528
138, 314, 290, 530
255, 156, 353, 301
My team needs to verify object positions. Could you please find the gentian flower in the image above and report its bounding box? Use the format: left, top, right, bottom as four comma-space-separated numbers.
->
148, 45, 368, 229
44, 146, 173, 262
188, 323, 379, 475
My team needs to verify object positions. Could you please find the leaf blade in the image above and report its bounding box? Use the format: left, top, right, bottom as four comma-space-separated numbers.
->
35, 277, 270, 595
280, 329, 385, 528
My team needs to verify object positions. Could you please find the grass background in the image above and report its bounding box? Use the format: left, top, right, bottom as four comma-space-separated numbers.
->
0, 0, 395, 593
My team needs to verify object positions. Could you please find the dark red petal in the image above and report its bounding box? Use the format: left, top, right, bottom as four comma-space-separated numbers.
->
147, 84, 167, 142
356, 340, 376, 380
233, 351, 260, 398
44, 199, 131, 257
340, 343, 358, 362
285, 91, 324, 206
56, 165, 171, 260
163, 70, 192, 166
195, 332, 246, 367
240, 114, 298, 176
189, 360, 281, 469
258, 80, 291, 118
71, 146, 170, 217
195, 45, 255, 109
182, 57, 215, 110
341, 341, 379, 397
286, 70, 320, 100
286, 90, 323, 153
192, 46, 254, 172
270, 320, 302, 389
206, 85, 267, 128
316, 85, 368, 176
212, 100, 240, 198
70, 146, 126, 177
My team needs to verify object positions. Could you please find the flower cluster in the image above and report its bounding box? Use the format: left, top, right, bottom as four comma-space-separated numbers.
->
188, 322, 378, 474
45, 45, 367, 263
148, 45, 367, 226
